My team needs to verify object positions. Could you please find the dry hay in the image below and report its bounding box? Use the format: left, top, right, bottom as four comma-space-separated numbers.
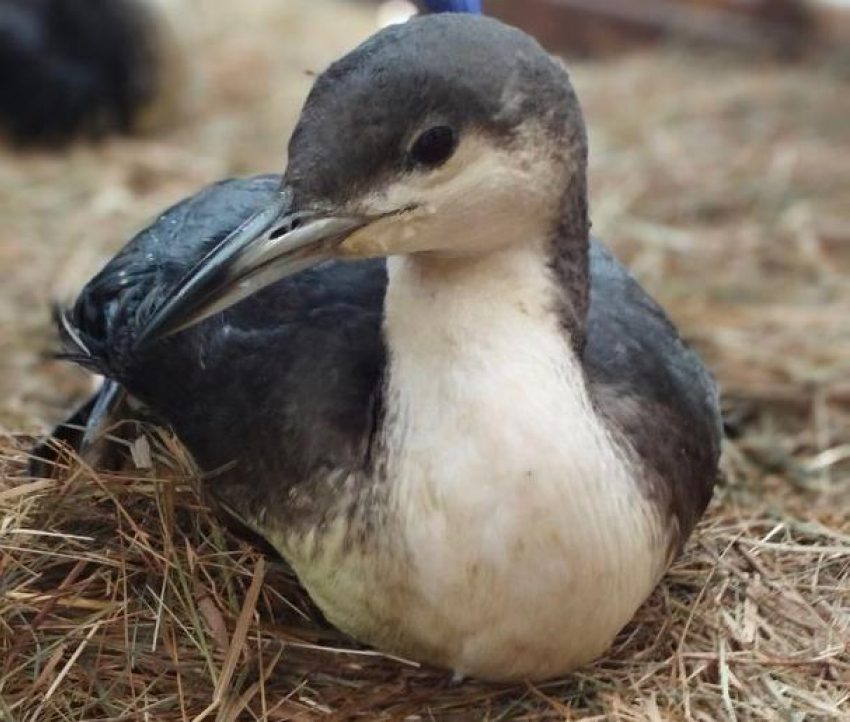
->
1, 0, 849, 719
1, 421, 847, 720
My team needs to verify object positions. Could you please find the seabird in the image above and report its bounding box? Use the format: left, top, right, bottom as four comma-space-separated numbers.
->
41, 14, 721, 681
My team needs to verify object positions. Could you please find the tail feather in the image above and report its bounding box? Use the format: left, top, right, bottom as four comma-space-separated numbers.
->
56, 305, 91, 357
28, 384, 126, 476
51, 304, 105, 374
80, 379, 126, 452
30, 377, 140, 477
31, 305, 135, 476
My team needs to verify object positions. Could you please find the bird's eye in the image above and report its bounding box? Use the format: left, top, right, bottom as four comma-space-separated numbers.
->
408, 126, 457, 169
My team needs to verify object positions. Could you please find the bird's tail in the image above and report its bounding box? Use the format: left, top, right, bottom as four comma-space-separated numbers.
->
29, 379, 129, 476
54, 305, 104, 373
30, 306, 138, 477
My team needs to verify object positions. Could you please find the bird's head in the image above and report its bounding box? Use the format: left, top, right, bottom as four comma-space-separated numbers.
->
138, 14, 588, 344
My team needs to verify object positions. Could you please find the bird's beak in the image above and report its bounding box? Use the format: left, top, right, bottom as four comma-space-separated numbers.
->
134, 194, 369, 348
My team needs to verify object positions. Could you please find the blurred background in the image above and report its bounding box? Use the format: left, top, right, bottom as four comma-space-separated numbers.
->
0, 0, 846, 491
0, 2, 847, 718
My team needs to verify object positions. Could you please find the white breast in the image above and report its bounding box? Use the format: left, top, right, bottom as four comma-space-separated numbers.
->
375, 245, 670, 680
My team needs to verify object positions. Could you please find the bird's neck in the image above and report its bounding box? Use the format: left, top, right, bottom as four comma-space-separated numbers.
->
381, 207, 592, 426
379, 202, 595, 474
384, 244, 570, 350
384, 189, 590, 354
548, 177, 591, 352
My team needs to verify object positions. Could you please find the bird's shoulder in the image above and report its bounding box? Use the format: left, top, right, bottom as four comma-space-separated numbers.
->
59, 172, 389, 525
586, 239, 720, 417
585, 239, 722, 546
68, 171, 389, 436
132, 259, 389, 534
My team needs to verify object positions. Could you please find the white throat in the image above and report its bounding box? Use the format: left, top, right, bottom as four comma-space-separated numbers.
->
376, 239, 668, 680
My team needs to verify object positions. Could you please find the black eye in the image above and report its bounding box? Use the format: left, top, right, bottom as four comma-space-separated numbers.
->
408, 126, 457, 169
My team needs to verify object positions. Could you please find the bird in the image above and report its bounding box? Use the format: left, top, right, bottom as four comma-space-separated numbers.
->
0, 0, 182, 145
0, 0, 473, 147
38, 13, 722, 681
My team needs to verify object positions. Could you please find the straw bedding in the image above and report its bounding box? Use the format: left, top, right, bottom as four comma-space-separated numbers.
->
1, 1, 847, 718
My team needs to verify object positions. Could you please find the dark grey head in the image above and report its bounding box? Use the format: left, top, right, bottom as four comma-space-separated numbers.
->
138, 14, 589, 343
287, 14, 584, 201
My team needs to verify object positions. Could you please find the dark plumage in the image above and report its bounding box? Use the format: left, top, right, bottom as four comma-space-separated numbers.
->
0, 0, 172, 145
285, 13, 574, 207
45, 173, 719, 549
38, 14, 722, 679
65, 177, 388, 515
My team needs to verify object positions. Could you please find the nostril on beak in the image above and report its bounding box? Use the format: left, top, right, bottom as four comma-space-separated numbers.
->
269, 216, 303, 240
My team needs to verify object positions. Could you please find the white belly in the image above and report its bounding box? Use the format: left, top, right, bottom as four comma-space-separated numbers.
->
380, 362, 666, 680
286, 353, 668, 680
284, 250, 671, 681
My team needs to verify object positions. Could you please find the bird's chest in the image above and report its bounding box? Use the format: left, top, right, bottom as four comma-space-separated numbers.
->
283, 255, 666, 680
384, 334, 621, 557
338, 326, 661, 678
387, 350, 594, 535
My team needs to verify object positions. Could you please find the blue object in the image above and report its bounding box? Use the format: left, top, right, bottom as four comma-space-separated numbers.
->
419, 0, 481, 14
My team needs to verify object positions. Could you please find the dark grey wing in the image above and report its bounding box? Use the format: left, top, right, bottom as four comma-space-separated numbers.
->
68, 173, 284, 373
34, 175, 283, 474
585, 240, 722, 550
43, 174, 388, 536
123, 259, 388, 532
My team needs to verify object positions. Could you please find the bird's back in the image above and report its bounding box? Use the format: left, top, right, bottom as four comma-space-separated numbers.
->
58, 176, 387, 526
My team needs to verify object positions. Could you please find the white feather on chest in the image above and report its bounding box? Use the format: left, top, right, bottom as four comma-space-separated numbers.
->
375, 245, 669, 680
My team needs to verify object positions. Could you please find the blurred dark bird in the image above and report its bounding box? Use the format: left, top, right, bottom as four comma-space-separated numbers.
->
0, 0, 181, 145
39, 14, 721, 680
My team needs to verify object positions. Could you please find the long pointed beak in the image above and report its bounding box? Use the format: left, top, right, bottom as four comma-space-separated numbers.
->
134, 196, 367, 349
